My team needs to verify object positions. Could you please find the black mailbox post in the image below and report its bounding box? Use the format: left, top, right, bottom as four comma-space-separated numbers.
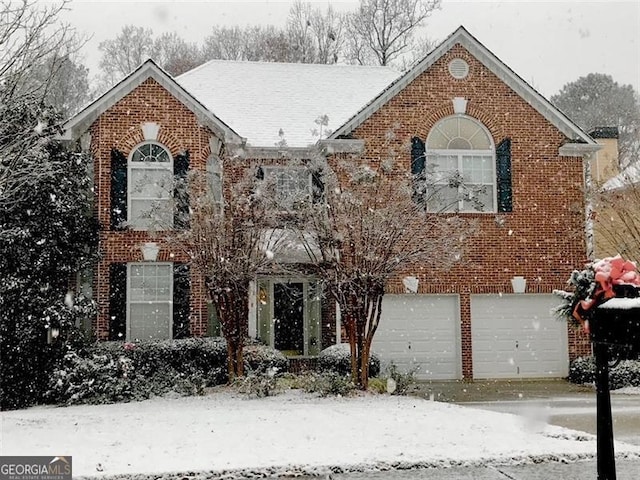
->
591, 297, 640, 480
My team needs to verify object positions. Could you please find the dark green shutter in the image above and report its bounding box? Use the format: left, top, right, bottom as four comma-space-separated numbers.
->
173, 263, 191, 339
411, 137, 426, 205
312, 170, 324, 203
109, 263, 127, 341
110, 149, 127, 230
496, 138, 513, 213
174, 151, 190, 229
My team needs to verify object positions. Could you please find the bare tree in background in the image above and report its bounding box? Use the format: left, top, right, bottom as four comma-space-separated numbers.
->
594, 173, 640, 262
202, 26, 247, 61
1, 0, 85, 207
98, 25, 155, 84
286, 1, 345, 64
346, 0, 440, 66
0, 0, 82, 103
97, 1, 438, 70
152, 32, 204, 76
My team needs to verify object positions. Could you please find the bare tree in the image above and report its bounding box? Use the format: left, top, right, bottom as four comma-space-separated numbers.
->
309, 4, 346, 64
0, 0, 85, 207
292, 153, 471, 389
594, 171, 640, 262
244, 25, 294, 63
98, 25, 155, 84
177, 161, 287, 379
346, 0, 440, 66
286, 1, 317, 63
201, 2, 344, 64
0, 1, 83, 102
202, 26, 247, 61
152, 32, 204, 76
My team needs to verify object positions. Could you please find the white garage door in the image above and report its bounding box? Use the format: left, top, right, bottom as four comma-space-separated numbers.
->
471, 294, 569, 379
372, 294, 460, 380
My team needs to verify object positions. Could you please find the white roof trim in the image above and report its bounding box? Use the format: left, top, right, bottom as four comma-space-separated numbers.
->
558, 143, 602, 157
331, 26, 596, 146
60, 59, 242, 143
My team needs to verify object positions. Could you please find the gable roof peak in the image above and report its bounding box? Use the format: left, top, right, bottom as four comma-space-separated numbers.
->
332, 25, 596, 147
60, 58, 241, 144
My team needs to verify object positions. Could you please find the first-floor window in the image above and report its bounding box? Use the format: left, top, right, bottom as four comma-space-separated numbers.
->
128, 263, 173, 340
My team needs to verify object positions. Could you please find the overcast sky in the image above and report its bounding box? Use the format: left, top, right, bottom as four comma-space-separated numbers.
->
61, 0, 640, 98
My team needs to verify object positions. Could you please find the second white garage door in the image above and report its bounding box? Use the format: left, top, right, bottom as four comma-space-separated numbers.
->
372, 294, 461, 380
471, 294, 569, 379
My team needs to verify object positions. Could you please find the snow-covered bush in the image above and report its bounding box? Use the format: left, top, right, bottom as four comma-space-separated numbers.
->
384, 362, 419, 395
243, 342, 288, 374
233, 369, 280, 398
46, 338, 228, 405
569, 356, 640, 389
301, 372, 356, 397
317, 344, 380, 377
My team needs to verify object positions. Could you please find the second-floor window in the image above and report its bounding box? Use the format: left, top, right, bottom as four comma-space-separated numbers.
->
263, 166, 312, 209
128, 142, 174, 229
425, 115, 496, 213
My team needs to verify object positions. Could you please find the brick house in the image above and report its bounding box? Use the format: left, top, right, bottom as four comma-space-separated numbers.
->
62, 26, 598, 380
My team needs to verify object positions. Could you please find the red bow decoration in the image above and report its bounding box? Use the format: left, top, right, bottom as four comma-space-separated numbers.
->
573, 255, 640, 334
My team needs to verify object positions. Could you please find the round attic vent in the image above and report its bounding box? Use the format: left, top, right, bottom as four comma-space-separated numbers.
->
448, 58, 469, 79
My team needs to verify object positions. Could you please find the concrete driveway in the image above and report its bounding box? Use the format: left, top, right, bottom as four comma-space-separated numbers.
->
412, 379, 640, 445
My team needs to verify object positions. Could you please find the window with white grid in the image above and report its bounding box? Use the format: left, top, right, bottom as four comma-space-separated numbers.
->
127, 263, 173, 340
128, 142, 173, 229
425, 116, 495, 212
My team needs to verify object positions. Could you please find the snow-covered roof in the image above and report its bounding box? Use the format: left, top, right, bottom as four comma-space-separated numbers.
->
177, 61, 400, 148
61, 60, 242, 143
603, 163, 640, 190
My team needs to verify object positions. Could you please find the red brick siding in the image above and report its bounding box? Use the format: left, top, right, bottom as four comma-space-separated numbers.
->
346, 44, 590, 363
91, 78, 211, 339
89, 51, 591, 369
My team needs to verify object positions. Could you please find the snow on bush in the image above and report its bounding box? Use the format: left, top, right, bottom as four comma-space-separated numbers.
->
46, 338, 228, 405
569, 356, 640, 389
317, 344, 380, 377
243, 342, 288, 374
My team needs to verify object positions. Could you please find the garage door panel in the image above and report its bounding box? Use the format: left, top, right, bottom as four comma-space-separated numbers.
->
373, 294, 460, 380
471, 295, 568, 379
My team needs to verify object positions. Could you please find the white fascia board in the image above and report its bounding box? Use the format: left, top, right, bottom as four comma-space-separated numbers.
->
232, 145, 320, 160
317, 139, 365, 154
332, 26, 596, 147
558, 143, 602, 157
60, 60, 242, 144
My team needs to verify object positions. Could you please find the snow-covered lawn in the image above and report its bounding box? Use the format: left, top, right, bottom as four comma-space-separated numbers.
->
614, 386, 640, 395
3, 390, 640, 478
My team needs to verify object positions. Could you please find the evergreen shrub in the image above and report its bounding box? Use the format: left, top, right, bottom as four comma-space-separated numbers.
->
46, 338, 228, 405
568, 356, 640, 389
317, 344, 380, 377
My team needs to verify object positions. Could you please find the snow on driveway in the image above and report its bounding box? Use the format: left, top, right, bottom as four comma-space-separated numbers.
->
2, 390, 640, 478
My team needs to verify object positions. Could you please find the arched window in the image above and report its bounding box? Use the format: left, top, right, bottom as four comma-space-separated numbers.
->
128, 141, 174, 229
425, 115, 496, 212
